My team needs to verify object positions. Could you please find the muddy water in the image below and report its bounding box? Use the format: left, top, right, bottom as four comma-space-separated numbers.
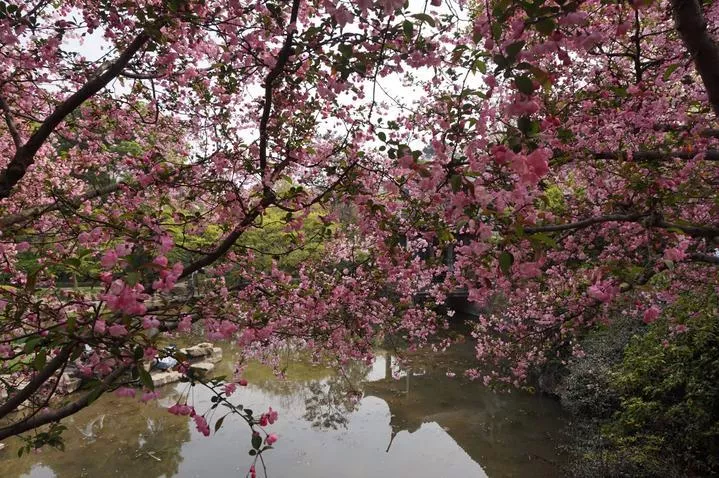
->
0, 342, 568, 478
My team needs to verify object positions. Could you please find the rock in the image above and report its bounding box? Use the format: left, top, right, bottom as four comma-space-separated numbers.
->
206, 347, 223, 363
0, 443, 5, 452
189, 362, 214, 379
151, 370, 184, 387
58, 373, 82, 394
180, 343, 214, 359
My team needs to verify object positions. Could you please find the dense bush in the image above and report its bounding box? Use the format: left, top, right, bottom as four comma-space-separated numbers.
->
604, 292, 719, 476
560, 291, 719, 477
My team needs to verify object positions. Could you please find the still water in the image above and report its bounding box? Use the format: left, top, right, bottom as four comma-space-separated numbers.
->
0, 341, 567, 478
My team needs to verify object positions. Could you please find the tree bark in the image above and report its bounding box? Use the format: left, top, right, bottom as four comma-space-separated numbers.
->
672, 0, 719, 117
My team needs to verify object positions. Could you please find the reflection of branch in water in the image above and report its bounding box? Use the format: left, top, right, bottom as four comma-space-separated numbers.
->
301, 360, 368, 430
302, 378, 362, 430
385, 430, 396, 453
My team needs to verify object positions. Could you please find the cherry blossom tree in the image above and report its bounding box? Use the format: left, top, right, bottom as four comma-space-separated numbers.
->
1, 0, 719, 462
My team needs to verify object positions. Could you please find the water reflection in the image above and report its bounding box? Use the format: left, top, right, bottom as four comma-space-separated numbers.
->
0, 342, 567, 478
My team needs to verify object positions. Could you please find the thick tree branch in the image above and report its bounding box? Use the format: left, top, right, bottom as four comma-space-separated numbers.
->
524, 213, 646, 233
178, 192, 275, 280
0, 344, 75, 420
0, 364, 128, 441
690, 252, 719, 264
592, 150, 719, 161
0, 182, 123, 229
525, 213, 719, 238
0, 93, 22, 149
258, 0, 301, 175
0, 32, 150, 201
672, 0, 719, 117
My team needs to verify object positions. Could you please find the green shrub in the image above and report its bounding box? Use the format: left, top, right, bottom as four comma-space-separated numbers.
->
603, 292, 719, 476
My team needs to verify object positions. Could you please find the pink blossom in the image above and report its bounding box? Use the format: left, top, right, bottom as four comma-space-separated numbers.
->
194, 414, 211, 436
100, 249, 118, 269
158, 235, 174, 253
141, 390, 160, 402
115, 387, 136, 398
0, 344, 12, 358
664, 246, 687, 262
168, 403, 194, 416
177, 315, 193, 332
265, 433, 278, 445
642, 306, 660, 324
333, 6, 354, 28
224, 383, 237, 396
525, 148, 551, 179
100, 280, 148, 315
93, 320, 107, 334
108, 323, 128, 337
142, 316, 161, 329
153, 255, 169, 268
587, 281, 618, 303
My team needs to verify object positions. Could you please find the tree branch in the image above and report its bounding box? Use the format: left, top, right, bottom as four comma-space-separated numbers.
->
525, 213, 719, 238
0, 93, 22, 149
0, 182, 123, 229
524, 213, 646, 233
592, 150, 719, 161
672, 0, 719, 117
0, 344, 75, 420
690, 252, 719, 264
0, 364, 128, 441
258, 0, 301, 176
178, 192, 275, 280
0, 32, 150, 201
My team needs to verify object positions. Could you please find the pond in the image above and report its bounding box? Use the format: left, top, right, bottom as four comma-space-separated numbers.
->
0, 340, 568, 478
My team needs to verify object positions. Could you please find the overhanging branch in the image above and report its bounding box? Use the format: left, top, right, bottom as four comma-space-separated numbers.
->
672, 0, 719, 117
524, 213, 719, 239
0, 32, 150, 201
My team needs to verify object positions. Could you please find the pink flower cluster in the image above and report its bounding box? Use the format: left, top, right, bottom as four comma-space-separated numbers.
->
258, 407, 278, 427
100, 280, 149, 315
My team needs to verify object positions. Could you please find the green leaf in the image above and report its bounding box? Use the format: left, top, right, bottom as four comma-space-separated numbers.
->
411, 13, 436, 27
515, 75, 534, 94
249, 449, 257, 456
377, 131, 387, 142
214, 415, 226, 433
474, 59, 487, 74
251, 433, 262, 450
499, 251, 514, 274
138, 365, 154, 390
450, 174, 462, 192
530, 232, 558, 248
23, 336, 44, 353
663, 63, 679, 81
34, 349, 46, 371
402, 20, 413, 39
338, 44, 353, 58
451, 45, 467, 63
505, 41, 525, 62
535, 17, 556, 35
